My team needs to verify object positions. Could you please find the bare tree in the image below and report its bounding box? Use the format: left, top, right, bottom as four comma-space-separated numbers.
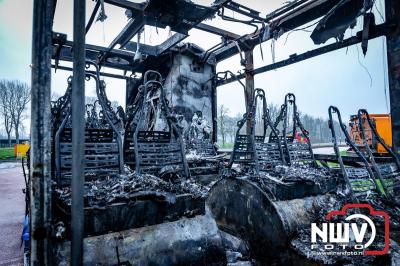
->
0, 80, 13, 146
226, 113, 242, 143
216, 102, 345, 146
3, 80, 31, 144
218, 105, 230, 146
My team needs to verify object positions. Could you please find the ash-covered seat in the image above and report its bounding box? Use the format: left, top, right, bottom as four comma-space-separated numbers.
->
186, 111, 216, 157
229, 88, 285, 174
184, 111, 223, 183
328, 106, 400, 204
269, 93, 317, 167
125, 71, 190, 177
51, 62, 124, 185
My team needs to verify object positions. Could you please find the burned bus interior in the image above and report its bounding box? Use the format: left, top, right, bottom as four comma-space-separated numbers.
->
28, 0, 400, 265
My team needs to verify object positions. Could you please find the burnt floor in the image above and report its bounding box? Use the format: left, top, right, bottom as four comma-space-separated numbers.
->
0, 162, 24, 266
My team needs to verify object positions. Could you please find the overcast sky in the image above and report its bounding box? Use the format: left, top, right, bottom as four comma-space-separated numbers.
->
0, 0, 390, 128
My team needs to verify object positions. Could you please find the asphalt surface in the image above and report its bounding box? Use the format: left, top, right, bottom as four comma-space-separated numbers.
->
0, 162, 25, 265
313, 146, 347, 155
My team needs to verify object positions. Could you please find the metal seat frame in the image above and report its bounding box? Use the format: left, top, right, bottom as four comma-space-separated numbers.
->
270, 93, 317, 167
130, 70, 190, 177
52, 61, 124, 185
229, 88, 285, 174
328, 106, 400, 203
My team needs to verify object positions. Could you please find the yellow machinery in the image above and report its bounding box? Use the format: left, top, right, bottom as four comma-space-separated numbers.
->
14, 143, 30, 158
349, 114, 392, 154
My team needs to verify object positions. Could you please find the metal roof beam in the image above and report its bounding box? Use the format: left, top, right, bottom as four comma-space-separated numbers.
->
217, 23, 389, 86
194, 23, 240, 39
213, 0, 341, 62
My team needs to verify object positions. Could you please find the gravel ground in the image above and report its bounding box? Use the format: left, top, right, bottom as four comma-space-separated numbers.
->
0, 162, 24, 265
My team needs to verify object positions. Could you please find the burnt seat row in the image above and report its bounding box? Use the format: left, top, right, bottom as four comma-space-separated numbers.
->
328, 106, 400, 206
229, 89, 317, 175
51, 67, 124, 185
52, 68, 216, 183
124, 71, 189, 178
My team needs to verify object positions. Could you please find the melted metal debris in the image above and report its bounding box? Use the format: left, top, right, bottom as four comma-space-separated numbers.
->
186, 150, 204, 161
273, 165, 333, 183
233, 164, 334, 191
229, 164, 333, 183
55, 171, 208, 207
186, 148, 225, 161
364, 196, 400, 229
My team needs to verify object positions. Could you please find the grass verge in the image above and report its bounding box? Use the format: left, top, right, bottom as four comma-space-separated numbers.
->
0, 147, 14, 160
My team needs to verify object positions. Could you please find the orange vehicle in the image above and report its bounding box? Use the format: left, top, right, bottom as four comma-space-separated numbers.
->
349, 113, 392, 154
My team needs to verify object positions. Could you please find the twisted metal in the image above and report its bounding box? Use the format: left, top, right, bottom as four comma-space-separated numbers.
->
132, 70, 190, 177
270, 93, 316, 167
229, 88, 285, 173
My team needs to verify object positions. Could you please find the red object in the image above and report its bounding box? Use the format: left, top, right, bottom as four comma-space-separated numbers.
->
295, 132, 309, 143
326, 203, 390, 256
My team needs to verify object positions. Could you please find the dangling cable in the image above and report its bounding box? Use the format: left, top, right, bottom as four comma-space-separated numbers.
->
356, 44, 373, 87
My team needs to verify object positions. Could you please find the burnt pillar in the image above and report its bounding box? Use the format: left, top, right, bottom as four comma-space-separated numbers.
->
245, 50, 255, 134
386, 0, 400, 152
30, 0, 54, 264
126, 77, 140, 108
71, 0, 86, 264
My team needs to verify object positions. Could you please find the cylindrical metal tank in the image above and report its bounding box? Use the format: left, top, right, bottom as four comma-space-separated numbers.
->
207, 176, 335, 261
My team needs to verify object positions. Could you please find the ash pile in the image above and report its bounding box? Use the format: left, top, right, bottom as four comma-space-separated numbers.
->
228, 163, 338, 201
55, 169, 208, 208
52, 168, 210, 238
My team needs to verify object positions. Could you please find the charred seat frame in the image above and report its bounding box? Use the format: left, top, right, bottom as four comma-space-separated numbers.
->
51, 61, 124, 185
125, 70, 190, 177
270, 93, 317, 167
328, 106, 400, 204
228, 88, 285, 174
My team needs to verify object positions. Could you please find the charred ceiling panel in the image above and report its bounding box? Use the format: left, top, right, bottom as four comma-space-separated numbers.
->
311, 0, 373, 44
155, 44, 215, 138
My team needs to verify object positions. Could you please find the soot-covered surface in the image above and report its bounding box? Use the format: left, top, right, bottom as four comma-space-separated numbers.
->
53, 168, 210, 238
55, 168, 208, 207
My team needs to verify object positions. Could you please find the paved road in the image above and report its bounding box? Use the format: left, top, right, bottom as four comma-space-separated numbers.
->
313, 146, 348, 155
0, 162, 25, 265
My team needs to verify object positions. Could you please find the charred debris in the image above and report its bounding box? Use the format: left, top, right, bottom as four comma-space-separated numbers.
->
27, 0, 400, 265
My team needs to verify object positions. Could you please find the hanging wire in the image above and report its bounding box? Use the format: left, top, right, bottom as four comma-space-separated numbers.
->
355, 44, 373, 87
374, 0, 385, 22
382, 37, 390, 113
283, 19, 321, 45
374, 0, 389, 112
